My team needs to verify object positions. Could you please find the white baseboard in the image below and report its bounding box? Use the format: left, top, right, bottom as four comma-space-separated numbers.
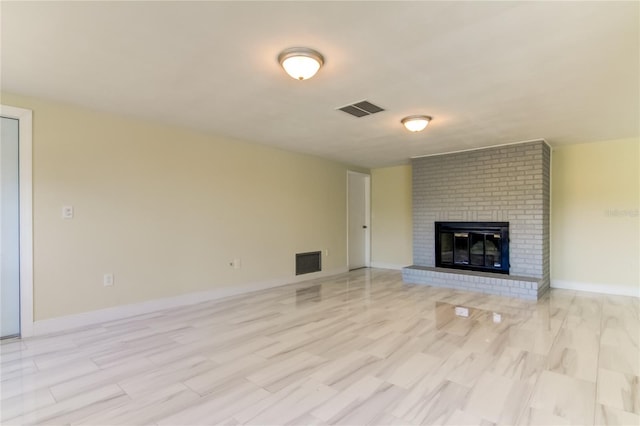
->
551, 280, 640, 298
32, 267, 348, 337
370, 262, 408, 271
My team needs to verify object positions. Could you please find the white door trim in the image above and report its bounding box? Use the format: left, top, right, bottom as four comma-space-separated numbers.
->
1, 105, 34, 338
346, 170, 371, 269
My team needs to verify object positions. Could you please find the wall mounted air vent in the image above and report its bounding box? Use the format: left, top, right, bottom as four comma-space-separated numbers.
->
296, 251, 321, 275
337, 100, 385, 118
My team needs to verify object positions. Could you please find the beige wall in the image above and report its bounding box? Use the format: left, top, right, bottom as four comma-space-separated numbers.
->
3, 93, 355, 321
371, 165, 413, 268
370, 139, 640, 295
551, 138, 639, 292
6, 90, 637, 322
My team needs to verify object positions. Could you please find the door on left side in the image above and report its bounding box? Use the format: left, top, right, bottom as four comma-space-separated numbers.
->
1, 116, 21, 338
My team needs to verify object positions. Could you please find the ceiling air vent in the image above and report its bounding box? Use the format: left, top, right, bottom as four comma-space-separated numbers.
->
337, 100, 385, 118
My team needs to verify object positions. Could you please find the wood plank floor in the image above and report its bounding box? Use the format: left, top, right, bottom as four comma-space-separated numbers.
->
1, 268, 638, 425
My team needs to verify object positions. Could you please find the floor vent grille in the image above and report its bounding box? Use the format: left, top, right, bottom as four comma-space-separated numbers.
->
337, 100, 385, 118
296, 251, 321, 275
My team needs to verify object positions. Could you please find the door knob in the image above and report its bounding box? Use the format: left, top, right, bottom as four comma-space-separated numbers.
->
362, 225, 368, 229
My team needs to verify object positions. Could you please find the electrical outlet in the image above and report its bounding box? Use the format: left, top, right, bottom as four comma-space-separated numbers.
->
232, 258, 241, 269
62, 205, 74, 219
103, 273, 114, 287
454, 306, 469, 318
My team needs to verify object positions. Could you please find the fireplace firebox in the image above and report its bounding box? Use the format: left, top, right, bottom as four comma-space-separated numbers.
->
435, 222, 509, 274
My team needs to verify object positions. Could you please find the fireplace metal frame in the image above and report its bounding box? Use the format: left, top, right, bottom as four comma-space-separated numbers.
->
435, 222, 510, 274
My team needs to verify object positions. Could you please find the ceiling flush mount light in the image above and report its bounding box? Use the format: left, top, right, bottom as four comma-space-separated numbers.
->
401, 115, 432, 132
278, 47, 324, 80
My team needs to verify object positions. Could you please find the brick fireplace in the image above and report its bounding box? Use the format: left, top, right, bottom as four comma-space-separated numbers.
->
402, 140, 550, 300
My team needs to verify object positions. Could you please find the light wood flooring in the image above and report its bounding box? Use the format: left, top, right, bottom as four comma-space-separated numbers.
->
1, 268, 639, 425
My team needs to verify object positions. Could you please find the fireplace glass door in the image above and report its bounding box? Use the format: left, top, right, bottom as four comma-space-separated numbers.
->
440, 232, 453, 264
454, 233, 469, 265
484, 234, 502, 268
469, 232, 502, 268
435, 222, 509, 274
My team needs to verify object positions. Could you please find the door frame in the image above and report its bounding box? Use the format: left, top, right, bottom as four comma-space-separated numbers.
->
346, 170, 371, 269
1, 105, 34, 338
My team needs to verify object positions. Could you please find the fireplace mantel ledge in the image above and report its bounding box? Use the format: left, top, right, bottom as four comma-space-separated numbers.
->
402, 265, 547, 300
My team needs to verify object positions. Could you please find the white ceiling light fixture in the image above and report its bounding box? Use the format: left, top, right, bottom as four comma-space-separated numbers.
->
401, 115, 432, 132
278, 47, 324, 81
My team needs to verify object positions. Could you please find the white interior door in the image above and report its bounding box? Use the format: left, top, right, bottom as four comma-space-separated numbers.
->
1, 116, 21, 338
348, 172, 370, 270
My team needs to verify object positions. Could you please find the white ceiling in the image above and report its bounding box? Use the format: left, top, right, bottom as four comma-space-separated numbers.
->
2, 1, 638, 168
